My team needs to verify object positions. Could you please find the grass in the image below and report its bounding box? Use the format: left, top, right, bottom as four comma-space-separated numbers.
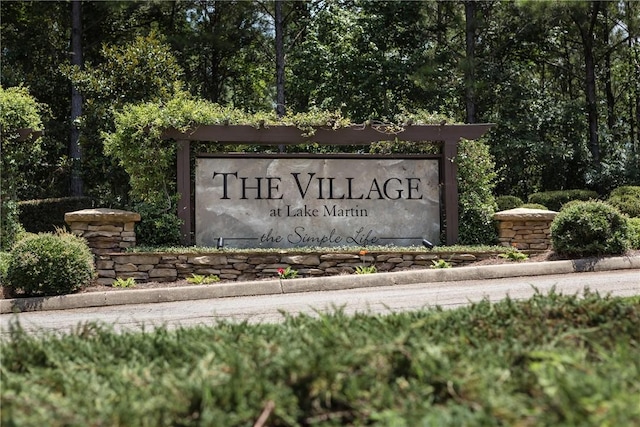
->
2, 290, 639, 426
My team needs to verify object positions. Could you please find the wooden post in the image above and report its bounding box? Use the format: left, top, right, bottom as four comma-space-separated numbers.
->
442, 139, 459, 245
177, 140, 191, 245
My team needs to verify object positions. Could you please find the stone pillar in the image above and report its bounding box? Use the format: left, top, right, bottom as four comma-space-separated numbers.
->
64, 208, 141, 255
493, 208, 558, 251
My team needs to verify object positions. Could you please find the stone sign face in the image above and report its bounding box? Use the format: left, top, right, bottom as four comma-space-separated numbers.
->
195, 156, 440, 248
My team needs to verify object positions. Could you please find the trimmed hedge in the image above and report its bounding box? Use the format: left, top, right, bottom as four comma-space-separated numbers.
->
18, 197, 94, 233
520, 203, 548, 210
496, 195, 523, 211
528, 189, 598, 212
607, 186, 640, 218
551, 201, 629, 256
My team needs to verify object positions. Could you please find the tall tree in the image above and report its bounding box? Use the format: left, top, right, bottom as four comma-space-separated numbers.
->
275, 0, 285, 118
570, 1, 602, 167
70, 0, 83, 196
464, 0, 477, 123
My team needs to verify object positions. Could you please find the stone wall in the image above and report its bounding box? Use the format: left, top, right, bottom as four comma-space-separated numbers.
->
64, 207, 538, 286
94, 251, 503, 285
493, 208, 557, 250
65, 208, 141, 256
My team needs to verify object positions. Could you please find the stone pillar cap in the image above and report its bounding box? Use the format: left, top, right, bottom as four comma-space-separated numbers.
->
493, 208, 558, 221
65, 208, 141, 223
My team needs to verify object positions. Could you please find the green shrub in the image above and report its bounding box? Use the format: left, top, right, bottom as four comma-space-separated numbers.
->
133, 200, 182, 246
6, 231, 95, 296
0, 252, 10, 284
607, 186, 640, 218
496, 195, 523, 211
551, 201, 630, 256
0, 199, 24, 251
628, 218, 640, 250
457, 139, 499, 245
528, 189, 598, 211
18, 197, 94, 233
520, 203, 548, 210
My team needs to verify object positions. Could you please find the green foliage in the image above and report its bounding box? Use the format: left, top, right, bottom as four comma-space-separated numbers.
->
0, 85, 44, 133
528, 189, 599, 212
520, 203, 548, 210
62, 31, 186, 206
551, 201, 630, 256
6, 231, 95, 296
0, 86, 47, 198
132, 200, 182, 247
0, 86, 45, 249
18, 197, 94, 233
112, 277, 136, 288
498, 249, 529, 262
105, 94, 267, 204
457, 139, 499, 245
496, 195, 523, 211
0, 251, 10, 284
355, 265, 377, 274
186, 274, 220, 285
607, 186, 640, 218
277, 266, 298, 279
4, 291, 639, 426
431, 259, 452, 269
628, 218, 640, 250
0, 200, 24, 251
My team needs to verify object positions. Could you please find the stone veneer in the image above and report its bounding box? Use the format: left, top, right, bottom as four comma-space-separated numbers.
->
93, 251, 505, 285
63, 208, 544, 286
65, 208, 141, 256
493, 208, 558, 250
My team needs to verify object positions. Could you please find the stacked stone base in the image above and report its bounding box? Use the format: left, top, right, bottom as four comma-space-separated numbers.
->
94, 251, 501, 285
65, 208, 141, 255
493, 208, 557, 250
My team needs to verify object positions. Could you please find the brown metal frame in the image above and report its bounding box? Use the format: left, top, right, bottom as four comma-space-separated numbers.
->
162, 123, 493, 246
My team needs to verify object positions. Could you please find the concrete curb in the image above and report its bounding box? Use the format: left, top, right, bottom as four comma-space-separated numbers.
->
2, 255, 639, 314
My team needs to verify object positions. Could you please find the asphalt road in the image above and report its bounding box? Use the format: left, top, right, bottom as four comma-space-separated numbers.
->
2, 269, 638, 337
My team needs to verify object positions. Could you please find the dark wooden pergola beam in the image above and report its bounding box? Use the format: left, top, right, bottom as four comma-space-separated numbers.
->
161, 124, 494, 246
161, 123, 492, 145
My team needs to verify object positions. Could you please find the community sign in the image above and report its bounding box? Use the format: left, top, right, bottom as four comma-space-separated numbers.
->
195, 155, 440, 248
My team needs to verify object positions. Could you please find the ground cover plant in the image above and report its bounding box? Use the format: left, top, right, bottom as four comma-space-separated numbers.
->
2, 291, 638, 426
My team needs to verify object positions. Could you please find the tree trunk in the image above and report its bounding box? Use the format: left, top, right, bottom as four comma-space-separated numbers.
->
573, 1, 601, 167
464, 0, 477, 124
602, 4, 615, 131
275, 0, 285, 118
70, 0, 83, 196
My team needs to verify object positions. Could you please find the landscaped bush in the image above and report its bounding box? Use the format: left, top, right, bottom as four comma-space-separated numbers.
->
551, 201, 630, 256
133, 200, 182, 246
6, 231, 95, 296
0, 252, 10, 285
528, 189, 598, 211
628, 218, 640, 249
496, 195, 523, 211
0, 200, 24, 251
607, 186, 640, 218
2, 292, 639, 426
520, 203, 548, 210
18, 196, 94, 233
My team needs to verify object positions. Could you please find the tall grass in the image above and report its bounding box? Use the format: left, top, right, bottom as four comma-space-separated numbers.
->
2, 290, 639, 426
